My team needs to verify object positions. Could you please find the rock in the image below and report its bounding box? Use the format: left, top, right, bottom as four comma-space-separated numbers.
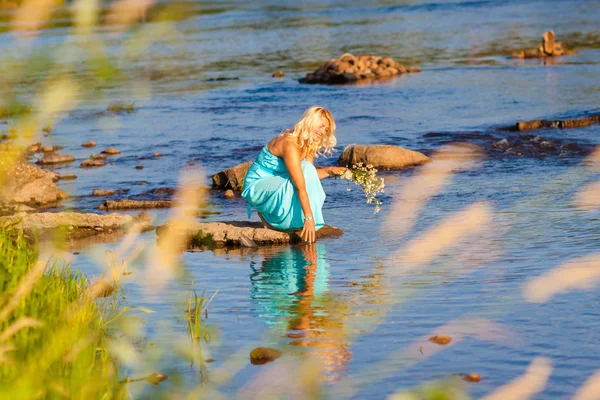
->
27, 143, 42, 153
512, 31, 572, 59
92, 189, 116, 197
89, 280, 114, 298
82, 140, 96, 148
154, 153, 163, 158
92, 154, 107, 160
429, 335, 452, 345
100, 199, 172, 210
145, 372, 168, 385
80, 159, 105, 168
102, 147, 120, 155
52, 145, 64, 151
463, 373, 481, 382
42, 146, 54, 153
223, 189, 235, 199
272, 71, 285, 78
250, 347, 282, 365
59, 174, 77, 180
0, 158, 67, 205
514, 114, 600, 131
211, 161, 253, 190
147, 187, 176, 196
0, 202, 36, 215
135, 164, 144, 170
0, 212, 147, 232
300, 53, 420, 85
492, 139, 510, 150
543, 31, 555, 55
36, 152, 76, 165
156, 220, 343, 248
338, 144, 430, 169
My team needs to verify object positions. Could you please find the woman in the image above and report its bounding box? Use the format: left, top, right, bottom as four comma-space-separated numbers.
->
241, 106, 347, 243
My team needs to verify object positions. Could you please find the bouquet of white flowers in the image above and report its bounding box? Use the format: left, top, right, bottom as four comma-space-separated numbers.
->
339, 163, 385, 214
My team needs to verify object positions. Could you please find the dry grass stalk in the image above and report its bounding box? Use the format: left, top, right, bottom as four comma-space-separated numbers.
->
481, 357, 552, 400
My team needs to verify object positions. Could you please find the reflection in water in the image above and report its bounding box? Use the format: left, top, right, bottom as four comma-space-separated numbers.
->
249, 244, 351, 381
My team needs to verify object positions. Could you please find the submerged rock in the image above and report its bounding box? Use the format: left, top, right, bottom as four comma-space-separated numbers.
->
92, 189, 117, 197
156, 220, 343, 249
0, 158, 67, 205
300, 53, 420, 85
212, 161, 253, 190
513, 114, 600, 131
81, 159, 106, 168
338, 144, 430, 169
36, 152, 76, 165
272, 71, 285, 78
59, 174, 78, 180
462, 373, 481, 382
250, 347, 282, 365
102, 147, 121, 155
99, 199, 172, 210
82, 140, 96, 148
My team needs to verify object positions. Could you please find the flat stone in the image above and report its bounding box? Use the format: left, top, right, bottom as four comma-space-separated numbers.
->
82, 140, 96, 148
100, 199, 172, 210
81, 159, 105, 168
156, 220, 343, 248
92, 189, 116, 196
36, 152, 76, 165
59, 174, 77, 180
338, 144, 430, 169
92, 154, 107, 160
102, 147, 120, 155
0, 212, 147, 232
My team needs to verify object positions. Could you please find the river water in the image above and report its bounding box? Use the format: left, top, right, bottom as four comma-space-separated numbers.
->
3, 0, 600, 398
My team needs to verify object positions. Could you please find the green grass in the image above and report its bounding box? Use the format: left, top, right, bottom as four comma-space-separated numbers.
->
0, 102, 31, 121
0, 229, 128, 399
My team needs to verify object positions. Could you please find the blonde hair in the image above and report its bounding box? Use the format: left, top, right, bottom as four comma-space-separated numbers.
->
281, 106, 337, 158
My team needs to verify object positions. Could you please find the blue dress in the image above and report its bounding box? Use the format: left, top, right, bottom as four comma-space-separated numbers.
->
241, 145, 326, 231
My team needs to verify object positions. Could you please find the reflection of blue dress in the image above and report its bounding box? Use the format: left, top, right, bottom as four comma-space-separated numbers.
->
241, 146, 325, 230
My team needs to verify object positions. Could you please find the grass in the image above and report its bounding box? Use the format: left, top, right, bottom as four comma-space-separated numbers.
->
107, 102, 136, 114
0, 228, 129, 399
0, 102, 31, 121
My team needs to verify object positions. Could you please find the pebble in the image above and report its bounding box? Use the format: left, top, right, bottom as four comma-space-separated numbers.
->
82, 140, 96, 148
102, 147, 120, 155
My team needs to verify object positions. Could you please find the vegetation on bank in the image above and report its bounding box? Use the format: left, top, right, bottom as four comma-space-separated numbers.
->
0, 229, 128, 399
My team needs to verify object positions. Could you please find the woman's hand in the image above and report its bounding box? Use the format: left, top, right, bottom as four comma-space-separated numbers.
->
300, 218, 316, 243
328, 166, 348, 177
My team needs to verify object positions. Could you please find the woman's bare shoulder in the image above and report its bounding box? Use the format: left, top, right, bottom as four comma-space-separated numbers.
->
269, 135, 299, 157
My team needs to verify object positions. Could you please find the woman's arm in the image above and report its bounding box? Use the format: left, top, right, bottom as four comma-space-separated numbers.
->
316, 166, 347, 180
281, 140, 316, 243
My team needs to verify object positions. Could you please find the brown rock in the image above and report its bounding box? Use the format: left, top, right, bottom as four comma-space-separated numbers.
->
37, 152, 76, 165
59, 174, 77, 180
102, 147, 120, 155
101, 199, 172, 210
135, 164, 144, 170
224, 189, 235, 199
145, 372, 168, 385
52, 145, 64, 151
148, 187, 177, 196
27, 143, 42, 153
272, 71, 285, 78
429, 334, 452, 345
89, 280, 114, 298
250, 347, 282, 365
156, 220, 343, 248
154, 153, 163, 158
80, 159, 105, 168
339, 144, 430, 169
463, 373, 481, 382
82, 140, 96, 148
0, 158, 67, 204
92, 154, 107, 160
407, 66, 421, 73
42, 146, 54, 153
543, 30, 555, 55
211, 161, 253, 190
92, 189, 116, 197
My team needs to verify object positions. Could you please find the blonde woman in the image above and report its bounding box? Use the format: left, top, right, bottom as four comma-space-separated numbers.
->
242, 106, 347, 243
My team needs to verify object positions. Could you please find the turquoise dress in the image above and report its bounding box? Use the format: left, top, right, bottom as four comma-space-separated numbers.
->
241, 145, 326, 231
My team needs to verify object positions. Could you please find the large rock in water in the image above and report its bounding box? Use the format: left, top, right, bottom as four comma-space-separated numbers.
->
156, 221, 343, 248
338, 144, 430, 169
0, 157, 67, 205
212, 161, 253, 190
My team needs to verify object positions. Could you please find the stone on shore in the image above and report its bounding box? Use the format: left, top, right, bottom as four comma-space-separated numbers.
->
513, 114, 600, 131
99, 199, 172, 210
156, 220, 343, 249
36, 152, 76, 165
0, 212, 150, 238
212, 161, 253, 190
300, 53, 420, 85
0, 158, 67, 205
338, 144, 430, 169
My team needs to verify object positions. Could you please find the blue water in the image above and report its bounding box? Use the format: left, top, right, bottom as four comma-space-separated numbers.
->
3, 0, 600, 398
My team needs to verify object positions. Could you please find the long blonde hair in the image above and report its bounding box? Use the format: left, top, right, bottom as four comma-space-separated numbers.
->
282, 106, 337, 158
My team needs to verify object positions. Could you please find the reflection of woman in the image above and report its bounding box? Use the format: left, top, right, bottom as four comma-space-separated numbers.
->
249, 243, 351, 380
241, 106, 347, 243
